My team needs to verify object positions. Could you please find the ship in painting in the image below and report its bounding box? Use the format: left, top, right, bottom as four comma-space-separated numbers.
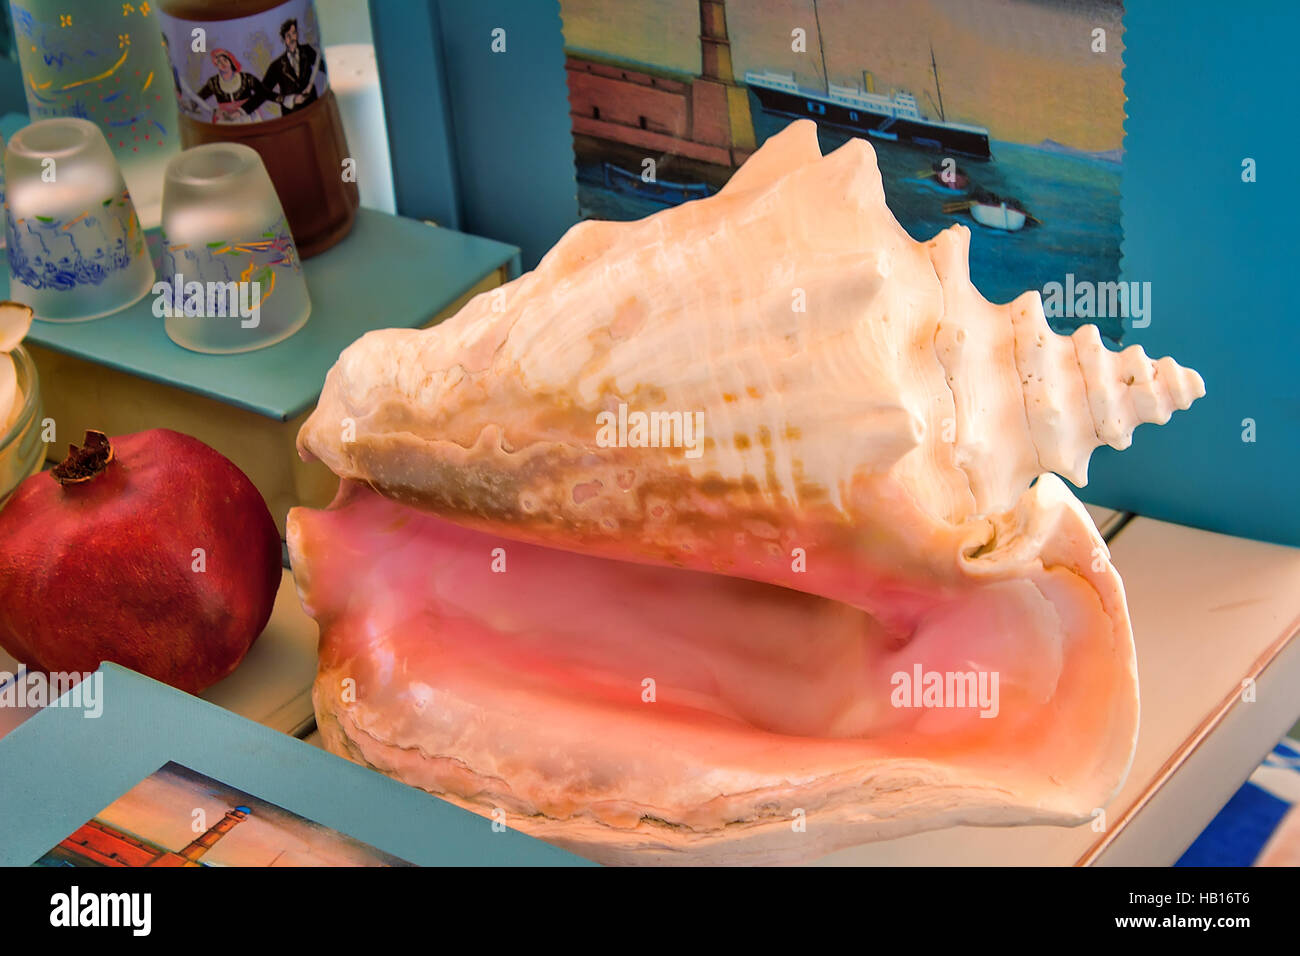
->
745, 70, 991, 160
745, 30, 992, 160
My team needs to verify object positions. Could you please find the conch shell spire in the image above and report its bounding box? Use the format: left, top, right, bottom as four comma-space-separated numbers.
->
927, 225, 1205, 513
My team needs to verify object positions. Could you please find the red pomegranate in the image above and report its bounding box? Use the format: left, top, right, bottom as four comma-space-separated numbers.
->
0, 429, 281, 694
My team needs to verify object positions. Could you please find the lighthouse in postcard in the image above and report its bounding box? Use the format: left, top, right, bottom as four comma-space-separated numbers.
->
146, 806, 253, 867
43, 805, 252, 867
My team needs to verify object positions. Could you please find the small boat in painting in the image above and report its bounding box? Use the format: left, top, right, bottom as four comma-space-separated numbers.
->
969, 198, 1027, 231
603, 162, 712, 206
917, 160, 971, 194
963, 188, 1037, 231
942, 190, 1037, 231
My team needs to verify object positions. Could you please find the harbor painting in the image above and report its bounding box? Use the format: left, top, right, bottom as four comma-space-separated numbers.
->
560, 0, 1126, 341
33, 761, 413, 867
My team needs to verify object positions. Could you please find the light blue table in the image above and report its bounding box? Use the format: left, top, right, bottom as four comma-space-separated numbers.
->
0, 665, 590, 867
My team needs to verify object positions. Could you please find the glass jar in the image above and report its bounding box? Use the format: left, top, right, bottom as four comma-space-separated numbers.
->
0, 346, 46, 507
155, 0, 359, 257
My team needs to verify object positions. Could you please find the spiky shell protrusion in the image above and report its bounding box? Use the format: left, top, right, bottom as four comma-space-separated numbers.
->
927, 225, 1205, 516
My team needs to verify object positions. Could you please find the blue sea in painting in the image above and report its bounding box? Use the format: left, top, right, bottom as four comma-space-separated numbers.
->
576, 113, 1123, 344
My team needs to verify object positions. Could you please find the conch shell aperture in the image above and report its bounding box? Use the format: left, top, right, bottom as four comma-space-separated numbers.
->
290, 121, 1204, 864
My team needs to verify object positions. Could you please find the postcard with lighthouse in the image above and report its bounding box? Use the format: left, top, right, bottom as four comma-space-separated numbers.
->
32, 761, 414, 867
559, 0, 1126, 341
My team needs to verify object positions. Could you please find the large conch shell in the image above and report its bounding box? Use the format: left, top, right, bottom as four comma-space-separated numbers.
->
290, 120, 1204, 864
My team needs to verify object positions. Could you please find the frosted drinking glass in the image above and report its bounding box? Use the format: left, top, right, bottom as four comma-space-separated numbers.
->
159, 143, 310, 354
4, 118, 155, 322
9, 0, 182, 228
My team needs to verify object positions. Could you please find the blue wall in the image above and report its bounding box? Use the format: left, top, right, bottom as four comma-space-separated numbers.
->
373, 0, 577, 270
1082, 0, 1299, 545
